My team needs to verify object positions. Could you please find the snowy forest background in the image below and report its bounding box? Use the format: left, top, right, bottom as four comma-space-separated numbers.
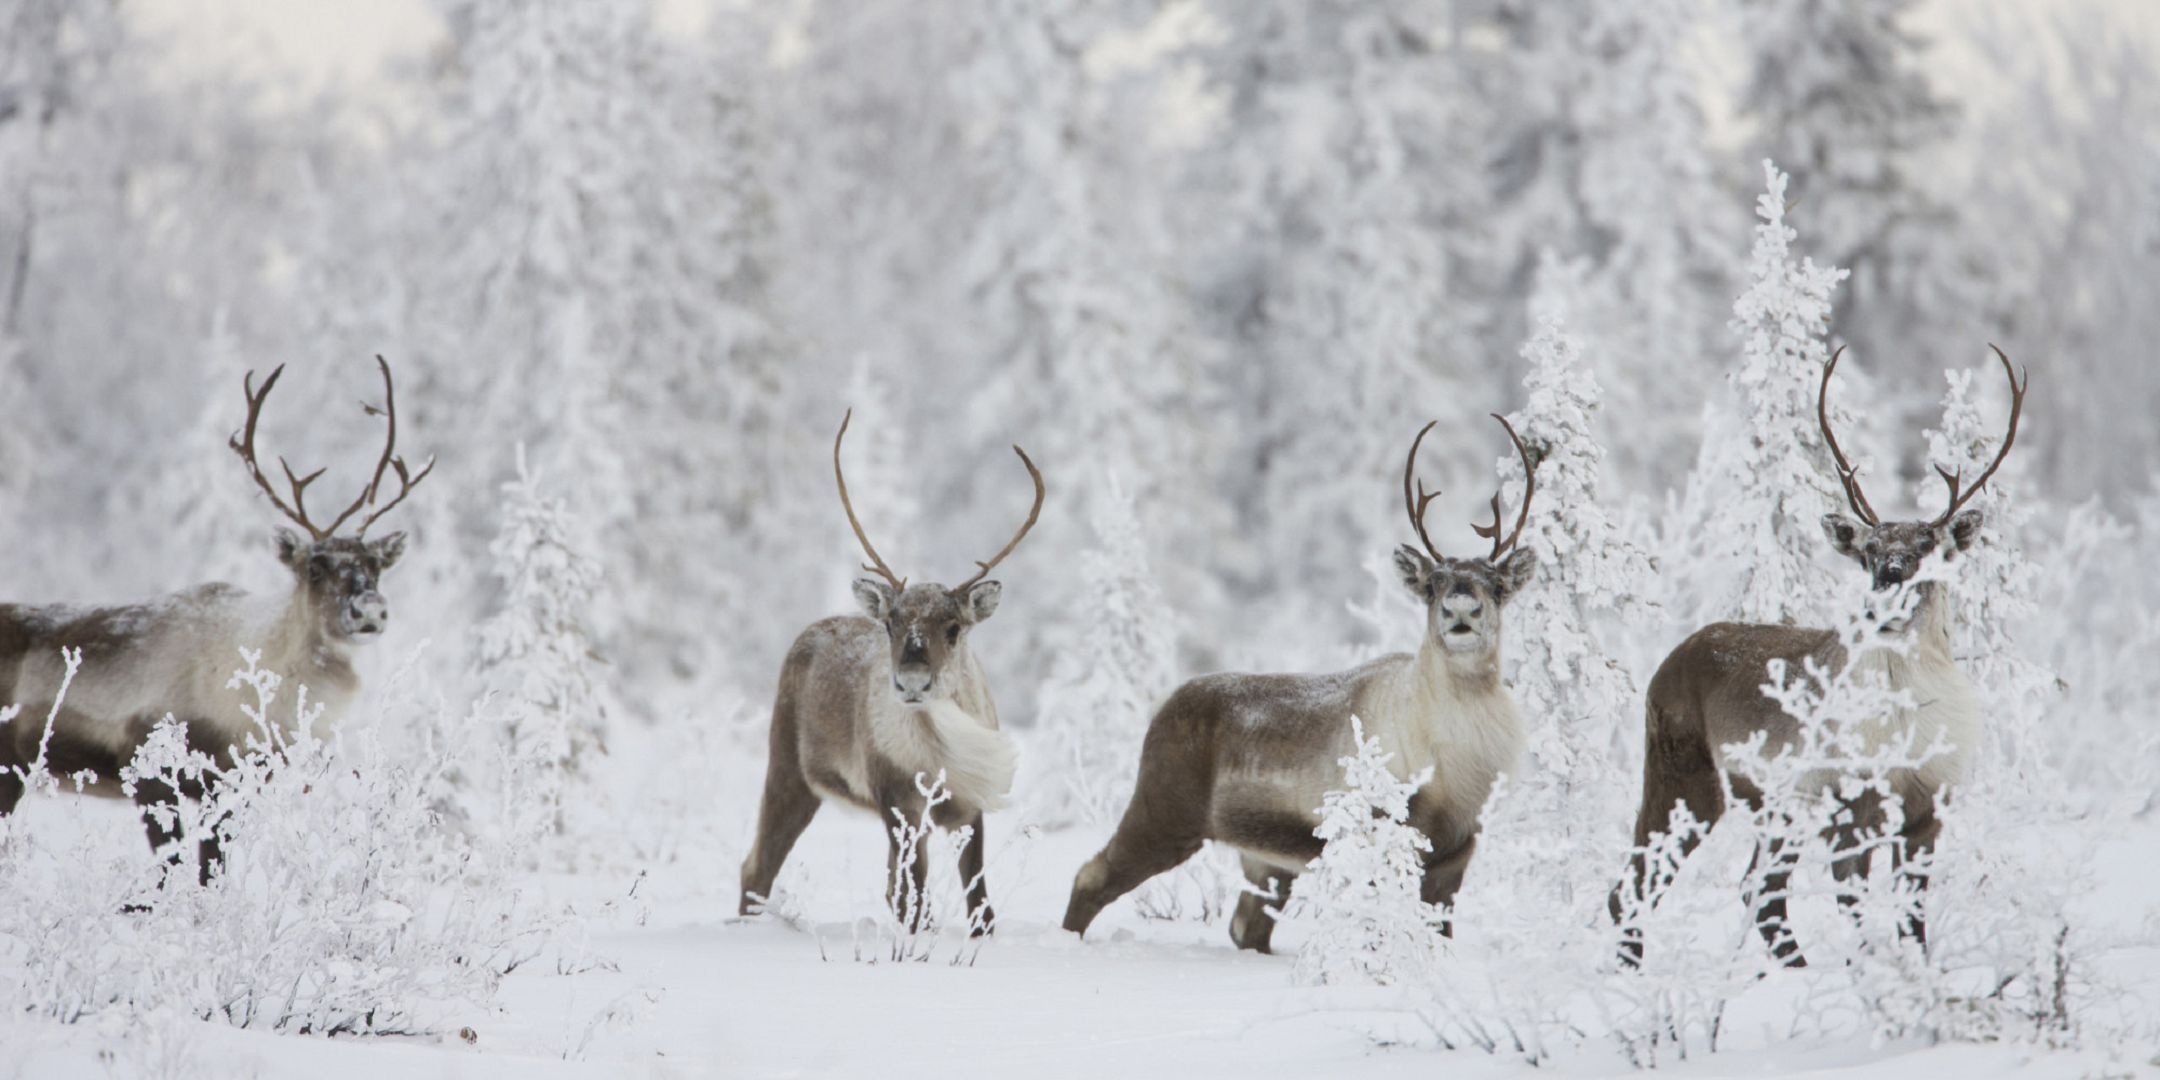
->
2, 0, 2159, 1075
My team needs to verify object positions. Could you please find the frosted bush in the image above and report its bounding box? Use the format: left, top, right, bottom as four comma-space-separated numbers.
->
841, 771, 1036, 969
0, 648, 557, 1036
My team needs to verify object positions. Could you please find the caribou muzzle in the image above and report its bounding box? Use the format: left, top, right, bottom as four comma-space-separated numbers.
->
344, 591, 389, 639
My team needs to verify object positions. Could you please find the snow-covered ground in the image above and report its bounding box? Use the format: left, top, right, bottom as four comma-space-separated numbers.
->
4, 725, 2153, 1080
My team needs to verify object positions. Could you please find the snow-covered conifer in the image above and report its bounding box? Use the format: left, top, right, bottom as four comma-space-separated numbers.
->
1288, 716, 1443, 987
1496, 298, 1657, 784
1680, 161, 1852, 627
473, 448, 615, 840
1030, 472, 1179, 829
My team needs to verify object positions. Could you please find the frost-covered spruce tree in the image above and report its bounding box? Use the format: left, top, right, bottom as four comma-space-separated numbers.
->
1495, 291, 1658, 782
1289, 716, 1444, 988
474, 447, 614, 838
1679, 162, 1852, 627
1030, 472, 1178, 829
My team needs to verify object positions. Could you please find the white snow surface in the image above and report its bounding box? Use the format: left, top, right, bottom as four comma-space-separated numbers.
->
2, 721, 2152, 1080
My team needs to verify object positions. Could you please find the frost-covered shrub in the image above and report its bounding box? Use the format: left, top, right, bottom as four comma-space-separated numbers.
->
0, 648, 555, 1036
840, 771, 1035, 969
1286, 716, 1445, 988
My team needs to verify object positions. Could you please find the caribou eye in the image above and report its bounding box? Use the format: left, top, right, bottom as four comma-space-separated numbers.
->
945, 625, 961, 646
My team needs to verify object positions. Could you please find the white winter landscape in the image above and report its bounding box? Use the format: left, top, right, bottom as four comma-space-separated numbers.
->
3, 1, 2158, 1077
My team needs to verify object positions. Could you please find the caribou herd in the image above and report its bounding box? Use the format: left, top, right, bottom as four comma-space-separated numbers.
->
0, 346, 2028, 964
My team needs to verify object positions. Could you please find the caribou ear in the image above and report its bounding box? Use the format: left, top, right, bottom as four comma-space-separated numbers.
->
1821, 513, 1866, 558
368, 531, 408, 569
1394, 544, 1436, 599
1494, 547, 1538, 601
964, 580, 1002, 624
273, 527, 308, 570
852, 578, 895, 621
1946, 508, 1986, 553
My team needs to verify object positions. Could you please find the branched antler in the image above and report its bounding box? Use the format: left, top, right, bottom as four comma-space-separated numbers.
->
1929, 344, 2027, 528
1819, 344, 2027, 528
353, 355, 436, 536
1817, 346, 1881, 527
833, 409, 907, 592
1470, 413, 1537, 561
229, 356, 435, 541
1404, 414, 1540, 563
951, 444, 1045, 593
231, 365, 319, 535
1401, 420, 1446, 563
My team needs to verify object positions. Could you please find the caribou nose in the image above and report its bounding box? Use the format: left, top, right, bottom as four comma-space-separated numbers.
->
349, 592, 388, 631
1441, 593, 1483, 619
894, 666, 933, 696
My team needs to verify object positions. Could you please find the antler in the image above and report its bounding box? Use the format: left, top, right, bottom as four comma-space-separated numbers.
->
1401, 420, 1446, 563
833, 409, 907, 592
1470, 413, 1537, 561
1816, 346, 1882, 527
354, 355, 436, 536
1929, 344, 2028, 528
229, 356, 435, 541
231, 365, 331, 539
951, 442, 1046, 593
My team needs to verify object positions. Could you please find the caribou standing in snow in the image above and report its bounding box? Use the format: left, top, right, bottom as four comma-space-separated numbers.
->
0, 357, 432, 881
1610, 346, 2025, 966
1063, 416, 1540, 953
738, 411, 1043, 933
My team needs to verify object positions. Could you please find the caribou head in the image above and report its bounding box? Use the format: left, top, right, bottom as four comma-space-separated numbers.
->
1817, 345, 2026, 630
231, 356, 434, 646
1394, 415, 1540, 656
834, 411, 1044, 706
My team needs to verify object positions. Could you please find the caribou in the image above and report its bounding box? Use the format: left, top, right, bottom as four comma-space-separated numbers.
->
1611, 346, 2026, 966
738, 411, 1043, 934
1063, 416, 1540, 953
0, 356, 432, 881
